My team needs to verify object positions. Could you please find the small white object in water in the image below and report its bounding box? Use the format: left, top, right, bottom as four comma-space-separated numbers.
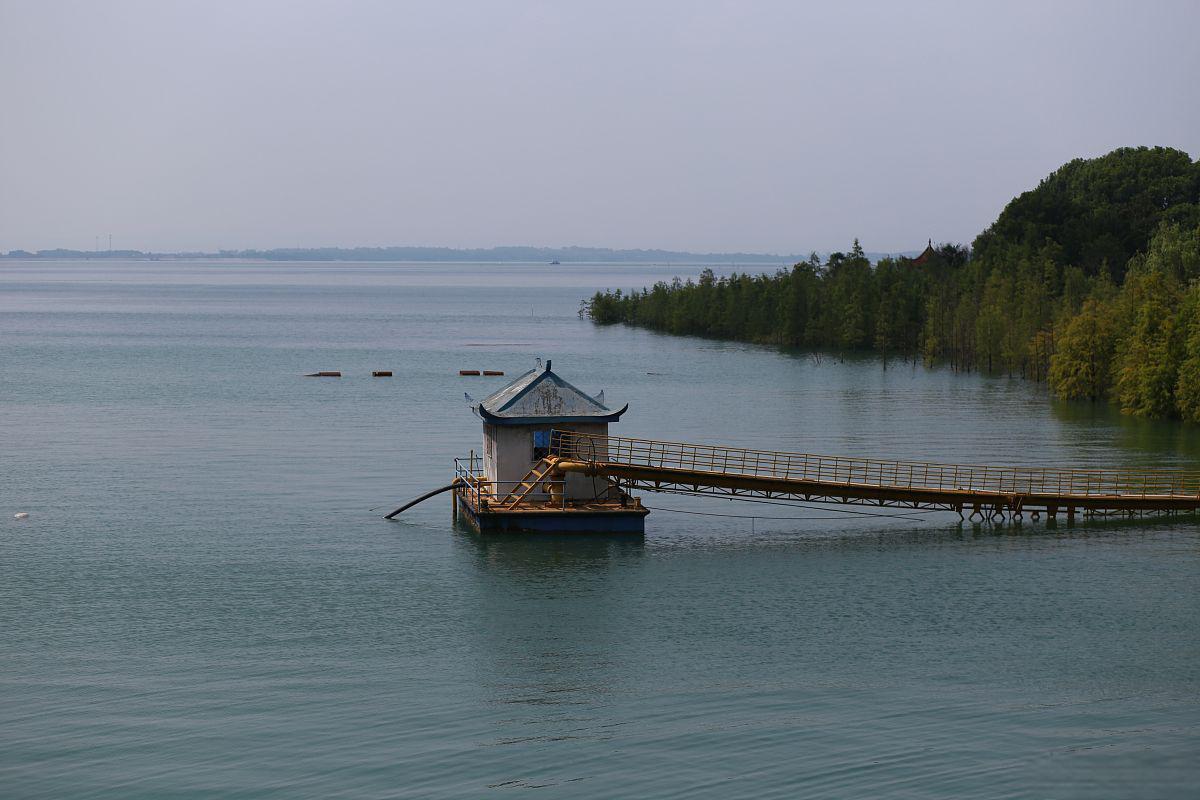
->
13, 512, 29, 519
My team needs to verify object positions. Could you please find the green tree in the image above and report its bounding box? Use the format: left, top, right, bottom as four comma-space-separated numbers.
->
1113, 269, 1183, 417
1048, 298, 1117, 400
1174, 285, 1200, 421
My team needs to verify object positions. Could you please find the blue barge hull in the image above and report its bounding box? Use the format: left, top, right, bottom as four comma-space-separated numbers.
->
455, 493, 648, 534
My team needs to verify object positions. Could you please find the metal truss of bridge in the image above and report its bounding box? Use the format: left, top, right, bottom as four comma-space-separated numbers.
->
540, 430, 1200, 523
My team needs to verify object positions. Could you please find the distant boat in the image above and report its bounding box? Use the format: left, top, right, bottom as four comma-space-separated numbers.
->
549, 260, 560, 265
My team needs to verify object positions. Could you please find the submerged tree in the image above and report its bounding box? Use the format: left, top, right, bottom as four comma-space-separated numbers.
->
1048, 298, 1117, 400
586, 149, 1200, 420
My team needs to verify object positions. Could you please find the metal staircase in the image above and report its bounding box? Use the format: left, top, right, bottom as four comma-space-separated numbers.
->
500, 457, 559, 509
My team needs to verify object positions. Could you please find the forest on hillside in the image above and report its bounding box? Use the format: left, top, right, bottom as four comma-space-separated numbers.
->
587, 147, 1200, 420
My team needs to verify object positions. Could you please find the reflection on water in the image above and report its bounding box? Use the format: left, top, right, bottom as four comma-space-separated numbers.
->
1051, 395, 1200, 463
455, 529, 646, 576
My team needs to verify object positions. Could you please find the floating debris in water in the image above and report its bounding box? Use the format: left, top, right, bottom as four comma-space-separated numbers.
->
373, 371, 393, 377
459, 370, 481, 376
14, 512, 29, 519
482, 370, 504, 376
304, 371, 342, 377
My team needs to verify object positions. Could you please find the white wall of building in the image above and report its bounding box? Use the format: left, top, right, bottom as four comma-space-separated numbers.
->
482, 421, 611, 501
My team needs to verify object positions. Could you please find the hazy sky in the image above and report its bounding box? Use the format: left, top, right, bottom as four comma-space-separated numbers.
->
1, 0, 1198, 254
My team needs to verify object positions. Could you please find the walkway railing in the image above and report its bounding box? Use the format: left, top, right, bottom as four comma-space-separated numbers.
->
454, 456, 493, 509
454, 455, 567, 508
550, 431, 1200, 499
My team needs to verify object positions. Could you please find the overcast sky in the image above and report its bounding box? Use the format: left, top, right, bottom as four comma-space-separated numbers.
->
1, 0, 1197, 254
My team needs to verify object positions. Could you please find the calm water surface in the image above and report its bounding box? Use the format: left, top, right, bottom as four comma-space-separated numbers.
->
2, 261, 1198, 798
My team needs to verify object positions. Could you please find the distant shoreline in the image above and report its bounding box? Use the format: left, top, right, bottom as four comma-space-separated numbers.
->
0, 245, 916, 264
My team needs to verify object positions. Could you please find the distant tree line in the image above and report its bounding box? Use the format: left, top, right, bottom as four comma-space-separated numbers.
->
213, 245, 817, 263
1, 249, 158, 259
588, 146, 1200, 419
2, 245, 843, 264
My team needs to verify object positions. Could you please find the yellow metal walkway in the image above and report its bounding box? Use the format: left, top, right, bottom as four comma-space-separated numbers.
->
547, 431, 1200, 522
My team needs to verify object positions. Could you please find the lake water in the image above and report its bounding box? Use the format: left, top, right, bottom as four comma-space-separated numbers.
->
2, 260, 1198, 798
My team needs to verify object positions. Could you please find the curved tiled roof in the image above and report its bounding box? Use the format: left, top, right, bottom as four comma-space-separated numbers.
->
476, 361, 626, 426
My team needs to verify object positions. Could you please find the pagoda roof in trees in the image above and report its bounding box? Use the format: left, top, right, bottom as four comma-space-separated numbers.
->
912, 239, 937, 266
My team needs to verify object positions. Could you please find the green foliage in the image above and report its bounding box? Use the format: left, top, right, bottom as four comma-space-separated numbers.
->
590, 147, 1200, 419
590, 243, 938, 360
1174, 286, 1200, 422
1113, 268, 1183, 417
1044, 223, 1200, 416
1048, 298, 1117, 400
972, 146, 1200, 279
